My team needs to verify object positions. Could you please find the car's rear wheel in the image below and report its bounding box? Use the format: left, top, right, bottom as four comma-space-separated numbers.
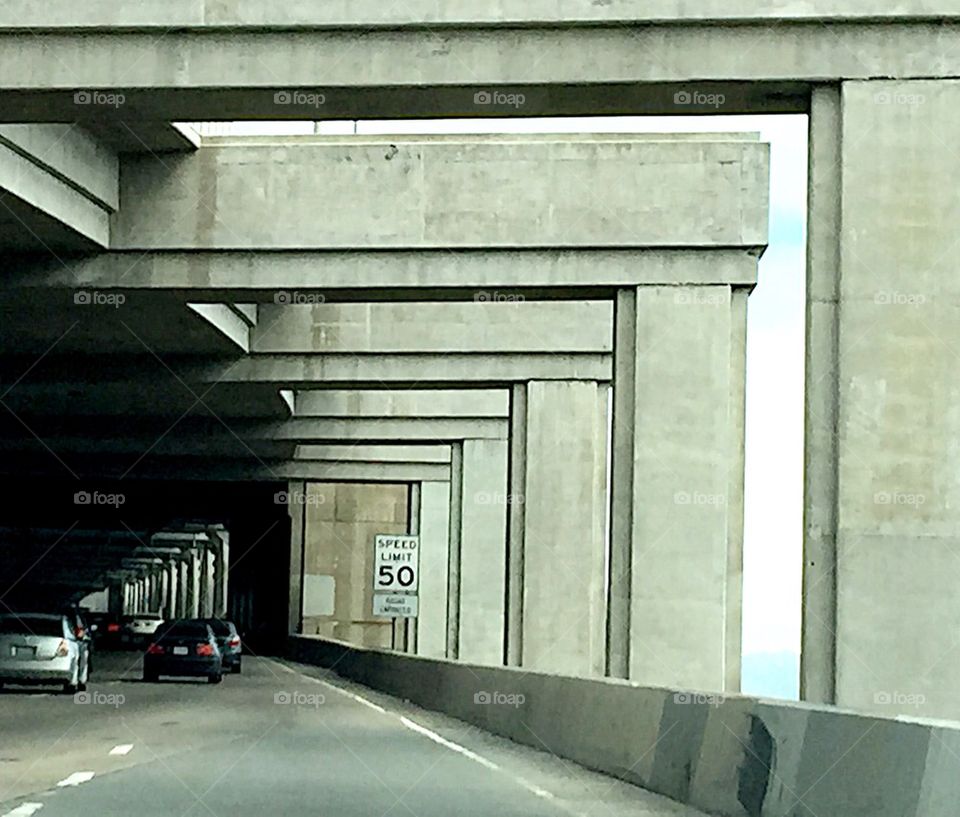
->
231, 662, 242, 674
143, 670, 159, 683
207, 673, 222, 684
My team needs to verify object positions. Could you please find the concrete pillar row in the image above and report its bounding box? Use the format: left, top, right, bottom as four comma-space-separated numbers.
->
165, 561, 178, 620
607, 285, 747, 693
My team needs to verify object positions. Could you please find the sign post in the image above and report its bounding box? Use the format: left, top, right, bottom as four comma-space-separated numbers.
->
372, 534, 419, 620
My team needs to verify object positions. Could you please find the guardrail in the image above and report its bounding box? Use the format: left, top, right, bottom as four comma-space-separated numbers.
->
289, 634, 959, 817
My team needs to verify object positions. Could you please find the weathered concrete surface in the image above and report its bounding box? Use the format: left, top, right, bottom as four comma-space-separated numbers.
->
5, 2, 960, 28
294, 389, 508, 418
609, 286, 747, 692
18, 248, 760, 301
291, 634, 960, 817
509, 380, 607, 676
111, 137, 768, 250
455, 439, 509, 665
253, 302, 611, 353
415, 481, 452, 659
299, 482, 409, 646
803, 79, 960, 721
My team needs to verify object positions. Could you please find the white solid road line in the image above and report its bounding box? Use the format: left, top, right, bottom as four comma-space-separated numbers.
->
108, 744, 134, 756
1, 804, 44, 817
278, 660, 574, 812
56, 772, 95, 788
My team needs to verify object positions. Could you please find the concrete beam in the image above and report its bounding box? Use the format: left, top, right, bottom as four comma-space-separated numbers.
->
12, 248, 761, 302
294, 389, 508, 419
189, 354, 613, 387
108, 137, 767, 251
2, 13, 960, 121
253, 302, 611, 354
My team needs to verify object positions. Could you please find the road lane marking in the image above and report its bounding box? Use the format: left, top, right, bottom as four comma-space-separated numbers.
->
109, 744, 133, 756
399, 717, 500, 771
56, 772, 94, 787
276, 659, 579, 813
2, 804, 43, 817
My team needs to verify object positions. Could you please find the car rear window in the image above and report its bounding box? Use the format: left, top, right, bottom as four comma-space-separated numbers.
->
161, 623, 210, 639
0, 616, 64, 637
203, 620, 236, 636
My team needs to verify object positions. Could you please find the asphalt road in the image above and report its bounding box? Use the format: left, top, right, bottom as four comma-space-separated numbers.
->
0, 651, 707, 817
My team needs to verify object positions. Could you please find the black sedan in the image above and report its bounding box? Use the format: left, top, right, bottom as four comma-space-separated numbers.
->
143, 620, 223, 684
200, 619, 243, 674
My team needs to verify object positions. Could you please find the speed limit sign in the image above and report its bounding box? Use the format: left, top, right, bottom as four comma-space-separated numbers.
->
373, 535, 420, 593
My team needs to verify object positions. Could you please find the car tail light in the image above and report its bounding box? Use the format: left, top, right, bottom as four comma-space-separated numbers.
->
196, 643, 215, 656
107, 623, 120, 632
74, 627, 85, 639
146, 643, 165, 655
55, 640, 69, 657
227, 635, 240, 648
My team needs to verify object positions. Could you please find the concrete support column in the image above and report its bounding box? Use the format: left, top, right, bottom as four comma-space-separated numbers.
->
286, 481, 306, 635
107, 580, 124, 616
415, 481, 451, 659
157, 569, 168, 615
608, 285, 747, 692
165, 561, 178, 620
177, 559, 189, 618
802, 86, 841, 706
198, 543, 214, 618
506, 380, 607, 676
449, 438, 509, 665
210, 530, 230, 618
188, 547, 202, 618
801, 80, 960, 719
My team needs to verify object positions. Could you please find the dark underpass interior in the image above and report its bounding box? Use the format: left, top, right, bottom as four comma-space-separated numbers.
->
0, 478, 292, 653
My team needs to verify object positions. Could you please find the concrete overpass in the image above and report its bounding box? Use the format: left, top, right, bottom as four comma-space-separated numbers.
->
0, 4, 957, 817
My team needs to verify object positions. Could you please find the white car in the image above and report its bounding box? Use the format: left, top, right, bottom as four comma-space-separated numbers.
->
121, 613, 164, 647
0, 613, 89, 693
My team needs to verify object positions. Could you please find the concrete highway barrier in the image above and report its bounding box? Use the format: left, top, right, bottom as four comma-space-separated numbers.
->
289, 634, 960, 817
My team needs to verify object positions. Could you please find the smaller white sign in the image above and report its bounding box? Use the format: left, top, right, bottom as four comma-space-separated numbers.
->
373, 593, 419, 619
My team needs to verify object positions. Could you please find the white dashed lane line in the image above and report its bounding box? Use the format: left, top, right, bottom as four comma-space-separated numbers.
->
1, 804, 44, 817
56, 772, 94, 788
108, 745, 133, 756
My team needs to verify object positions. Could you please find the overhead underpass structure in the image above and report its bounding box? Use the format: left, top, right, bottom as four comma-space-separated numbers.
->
2, 4, 960, 817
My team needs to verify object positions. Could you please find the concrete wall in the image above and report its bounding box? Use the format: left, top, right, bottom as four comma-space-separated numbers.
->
289, 635, 960, 817
803, 79, 960, 720
298, 482, 409, 648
